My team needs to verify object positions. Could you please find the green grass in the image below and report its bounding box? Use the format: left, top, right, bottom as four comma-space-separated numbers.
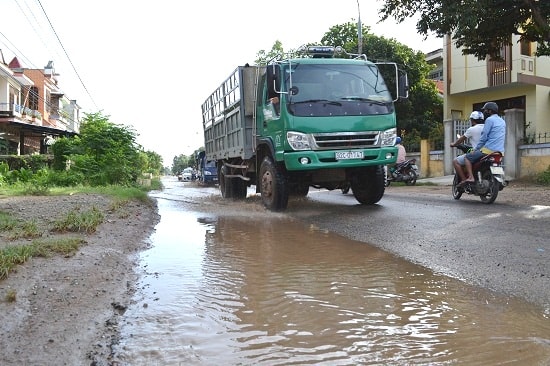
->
7, 219, 42, 240
0, 178, 162, 202
0, 238, 86, 280
52, 206, 104, 233
0, 211, 17, 231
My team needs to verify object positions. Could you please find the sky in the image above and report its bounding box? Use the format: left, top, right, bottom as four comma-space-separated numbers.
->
0, 0, 442, 166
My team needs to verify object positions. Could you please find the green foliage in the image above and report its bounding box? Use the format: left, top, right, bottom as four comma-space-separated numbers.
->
0, 211, 17, 231
50, 136, 77, 170
378, 0, 550, 59
321, 21, 443, 141
171, 153, 196, 174
255, 40, 286, 65
50, 111, 144, 186
0, 154, 52, 171
0, 238, 85, 280
142, 150, 163, 175
535, 165, 550, 185
52, 206, 104, 233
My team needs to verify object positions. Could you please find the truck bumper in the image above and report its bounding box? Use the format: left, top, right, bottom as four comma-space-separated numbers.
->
281, 147, 397, 171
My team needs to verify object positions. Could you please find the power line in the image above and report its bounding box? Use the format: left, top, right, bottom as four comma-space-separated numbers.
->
35, 0, 98, 110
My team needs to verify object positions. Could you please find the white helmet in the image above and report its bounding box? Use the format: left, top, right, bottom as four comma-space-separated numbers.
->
469, 111, 484, 120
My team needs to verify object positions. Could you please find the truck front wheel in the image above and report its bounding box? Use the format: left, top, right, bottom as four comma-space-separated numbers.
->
259, 157, 289, 211
351, 165, 385, 205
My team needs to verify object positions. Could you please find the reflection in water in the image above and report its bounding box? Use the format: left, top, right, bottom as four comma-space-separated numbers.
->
113, 197, 550, 365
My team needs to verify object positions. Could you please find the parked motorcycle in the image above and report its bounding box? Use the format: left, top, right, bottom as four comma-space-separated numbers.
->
385, 159, 419, 187
452, 143, 506, 204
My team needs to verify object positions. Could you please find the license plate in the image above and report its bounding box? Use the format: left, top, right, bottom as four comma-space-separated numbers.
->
411, 165, 418, 170
335, 151, 364, 160
490, 166, 505, 175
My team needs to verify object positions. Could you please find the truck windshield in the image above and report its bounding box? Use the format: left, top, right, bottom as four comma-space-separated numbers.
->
285, 63, 394, 117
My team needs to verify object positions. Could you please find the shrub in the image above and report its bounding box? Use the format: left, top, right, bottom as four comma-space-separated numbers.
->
535, 165, 550, 185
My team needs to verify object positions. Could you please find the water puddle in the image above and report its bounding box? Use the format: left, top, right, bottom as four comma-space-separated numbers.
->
112, 185, 550, 365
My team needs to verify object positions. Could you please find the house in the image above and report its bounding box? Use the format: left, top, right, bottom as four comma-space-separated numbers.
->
441, 34, 550, 177
443, 34, 550, 135
0, 51, 78, 155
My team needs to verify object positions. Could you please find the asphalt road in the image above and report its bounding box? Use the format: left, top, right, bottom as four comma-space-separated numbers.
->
285, 185, 550, 310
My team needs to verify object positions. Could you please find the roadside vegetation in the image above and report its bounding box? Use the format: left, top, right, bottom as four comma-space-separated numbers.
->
0, 112, 164, 285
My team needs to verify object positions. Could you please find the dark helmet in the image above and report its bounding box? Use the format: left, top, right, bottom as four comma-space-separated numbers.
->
396, 136, 402, 144
482, 102, 499, 114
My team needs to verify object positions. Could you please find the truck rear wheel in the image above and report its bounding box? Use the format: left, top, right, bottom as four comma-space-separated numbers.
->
351, 165, 385, 205
219, 165, 233, 198
259, 157, 289, 211
232, 179, 248, 199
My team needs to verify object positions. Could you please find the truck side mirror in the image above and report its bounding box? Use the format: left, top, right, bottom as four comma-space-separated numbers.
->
267, 64, 281, 99
398, 71, 409, 99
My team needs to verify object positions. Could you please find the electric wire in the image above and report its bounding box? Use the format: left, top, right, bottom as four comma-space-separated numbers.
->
35, 0, 98, 110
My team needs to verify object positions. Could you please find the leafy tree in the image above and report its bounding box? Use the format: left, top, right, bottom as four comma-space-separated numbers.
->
142, 150, 163, 175
52, 111, 143, 186
172, 154, 188, 174
378, 0, 550, 59
255, 40, 285, 65
321, 21, 443, 145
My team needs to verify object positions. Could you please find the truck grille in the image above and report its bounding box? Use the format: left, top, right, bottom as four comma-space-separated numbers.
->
312, 131, 379, 150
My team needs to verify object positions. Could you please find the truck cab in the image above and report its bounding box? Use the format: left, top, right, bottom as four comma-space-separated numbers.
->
197, 150, 218, 185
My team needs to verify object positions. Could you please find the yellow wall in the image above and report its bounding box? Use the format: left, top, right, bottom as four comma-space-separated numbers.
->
520, 156, 550, 177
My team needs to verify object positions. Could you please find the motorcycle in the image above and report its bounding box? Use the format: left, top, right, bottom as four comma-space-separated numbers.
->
452, 143, 507, 204
385, 158, 419, 187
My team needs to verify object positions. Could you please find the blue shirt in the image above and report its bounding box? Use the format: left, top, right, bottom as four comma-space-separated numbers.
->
475, 114, 506, 153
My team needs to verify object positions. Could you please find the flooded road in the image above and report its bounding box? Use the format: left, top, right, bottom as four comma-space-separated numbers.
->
112, 178, 550, 365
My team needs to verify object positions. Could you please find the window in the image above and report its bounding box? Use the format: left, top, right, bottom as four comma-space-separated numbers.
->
520, 39, 531, 56
29, 87, 39, 110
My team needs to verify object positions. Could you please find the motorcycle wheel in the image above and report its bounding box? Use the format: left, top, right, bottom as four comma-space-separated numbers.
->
404, 169, 418, 186
452, 174, 463, 200
479, 170, 499, 204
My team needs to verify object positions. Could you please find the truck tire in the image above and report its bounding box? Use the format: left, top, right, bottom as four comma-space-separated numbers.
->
259, 156, 289, 211
289, 183, 309, 197
232, 178, 248, 199
351, 165, 385, 205
219, 165, 233, 198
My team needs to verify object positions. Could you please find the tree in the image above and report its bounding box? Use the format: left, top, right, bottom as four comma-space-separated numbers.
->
255, 40, 285, 65
142, 150, 163, 175
321, 21, 443, 144
171, 154, 188, 175
52, 111, 144, 186
378, 0, 550, 59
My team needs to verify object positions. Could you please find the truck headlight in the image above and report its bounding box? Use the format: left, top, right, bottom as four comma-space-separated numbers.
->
287, 131, 312, 150
380, 128, 396, 147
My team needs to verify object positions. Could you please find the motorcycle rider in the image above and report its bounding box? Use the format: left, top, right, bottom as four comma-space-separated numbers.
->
461, 102, 506, 186
388, 136, 406, 177
451, 111, 485, 183
396, 136, 406, 164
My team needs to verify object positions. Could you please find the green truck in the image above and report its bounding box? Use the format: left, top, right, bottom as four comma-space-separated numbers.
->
201, 46, 408, 211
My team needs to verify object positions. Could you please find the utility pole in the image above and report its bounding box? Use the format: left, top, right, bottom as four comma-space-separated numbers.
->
357, 0, 362, 55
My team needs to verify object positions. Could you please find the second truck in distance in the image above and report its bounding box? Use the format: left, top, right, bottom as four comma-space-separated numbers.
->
201, 45, 408, 211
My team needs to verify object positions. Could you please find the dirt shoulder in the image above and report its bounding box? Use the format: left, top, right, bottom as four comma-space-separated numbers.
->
0, 193, 160, 366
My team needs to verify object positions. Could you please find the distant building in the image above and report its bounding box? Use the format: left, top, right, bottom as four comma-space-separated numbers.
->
425, 48, 444, 97
0, 53, 78, 155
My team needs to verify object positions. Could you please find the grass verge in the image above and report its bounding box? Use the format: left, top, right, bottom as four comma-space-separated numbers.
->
0, 238, 86, 280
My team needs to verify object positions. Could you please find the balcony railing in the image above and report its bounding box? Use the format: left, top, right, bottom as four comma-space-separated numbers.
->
0, 102, 42, 122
